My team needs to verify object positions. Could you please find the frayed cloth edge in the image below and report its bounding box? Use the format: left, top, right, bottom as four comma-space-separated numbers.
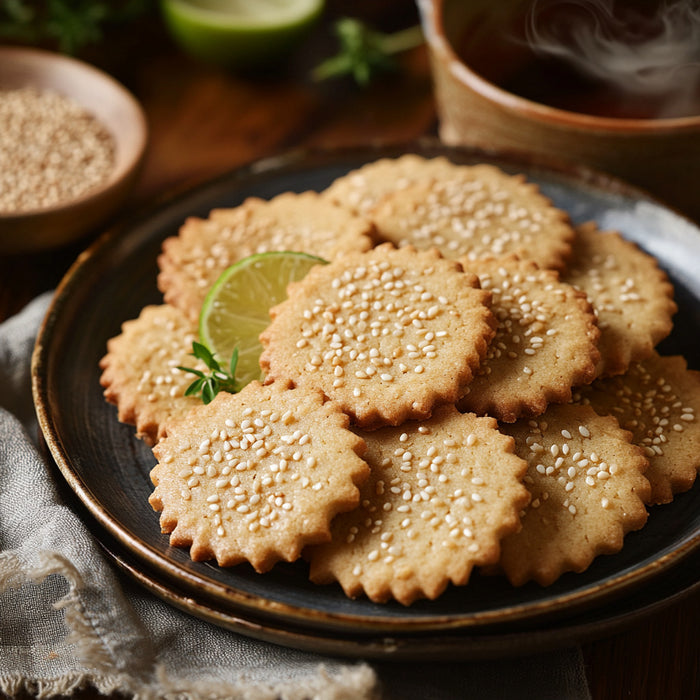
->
0, 550, 117, 671
0, 665, 379, 700
0, 551, 380, 700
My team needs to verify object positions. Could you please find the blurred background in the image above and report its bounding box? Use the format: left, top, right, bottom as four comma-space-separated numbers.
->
0, 0, 434, 317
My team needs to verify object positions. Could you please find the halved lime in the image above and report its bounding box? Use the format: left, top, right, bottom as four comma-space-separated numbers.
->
199, 251, 326, 386
160, 0, 325, 69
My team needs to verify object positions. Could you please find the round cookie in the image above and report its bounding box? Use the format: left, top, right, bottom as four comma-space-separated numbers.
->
157, 190, 375, 322
457, 256, 601, 422
574, 352, 700, 505
149, 382, 369, 572
259, 244, 497, 429
322, 153, 458, 216
561, 222, 676, 377
497, 403, 650, 586
307, 404, 530, 605
369, 164, 575, 269
99, 304, 205, 445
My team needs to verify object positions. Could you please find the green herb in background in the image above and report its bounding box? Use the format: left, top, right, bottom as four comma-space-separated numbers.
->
313, 17, 424, 87
178, 341, 244, 405
0, 0, 154, 54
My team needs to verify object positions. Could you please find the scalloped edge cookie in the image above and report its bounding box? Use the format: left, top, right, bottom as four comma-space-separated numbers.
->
99, 304, 205, 445
149, 382, 369, 572
307, 404, 529, 605
369, 163, 575, 269
259, 243, 497, 428
562, 221, 676, 377
157, 190, 375, 321
574, 352, 700, 504
497, 403, 650, 586
457, 256, 600, 422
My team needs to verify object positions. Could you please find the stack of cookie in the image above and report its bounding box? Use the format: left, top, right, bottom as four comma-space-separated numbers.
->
100, 155, 700, 605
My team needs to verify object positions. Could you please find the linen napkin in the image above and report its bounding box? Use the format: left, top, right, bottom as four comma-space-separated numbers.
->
0, 293, 591, 700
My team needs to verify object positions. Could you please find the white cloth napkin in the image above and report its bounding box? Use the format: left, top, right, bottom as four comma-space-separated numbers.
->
0, 294, 591, 699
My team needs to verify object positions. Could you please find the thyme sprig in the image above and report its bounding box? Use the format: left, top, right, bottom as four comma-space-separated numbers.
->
0, 0, 154, 54
312, 17, 424, 87
178, 341, 243, 405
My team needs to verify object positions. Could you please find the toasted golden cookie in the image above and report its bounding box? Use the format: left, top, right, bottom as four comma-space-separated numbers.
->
369, 165, 575, 269
149, 382, 369, 572
573, 353, 700, 505
497, 403, 650, 586
322, 153, 457, 216
307, 404, 530, 605
259, 244, 496, 429
562, 222, 676, 377
99, 304, 205, 445
157, 191, 375, 321
457, 256, 600, 422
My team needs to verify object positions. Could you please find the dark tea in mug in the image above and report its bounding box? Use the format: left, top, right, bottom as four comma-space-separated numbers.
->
456, 0, 700, 119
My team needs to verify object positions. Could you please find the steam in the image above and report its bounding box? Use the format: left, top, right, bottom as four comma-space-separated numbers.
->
525, 0, 700, 116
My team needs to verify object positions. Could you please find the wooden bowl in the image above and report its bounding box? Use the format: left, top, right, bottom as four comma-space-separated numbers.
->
0, 47, 148, 253
417, 0, 700, 222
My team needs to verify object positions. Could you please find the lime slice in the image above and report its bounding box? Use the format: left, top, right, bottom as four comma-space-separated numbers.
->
160, 0, 325, 69
199, 251, 326, 386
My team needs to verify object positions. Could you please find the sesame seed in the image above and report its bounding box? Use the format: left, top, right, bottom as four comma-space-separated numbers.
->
0, 87, 116, 213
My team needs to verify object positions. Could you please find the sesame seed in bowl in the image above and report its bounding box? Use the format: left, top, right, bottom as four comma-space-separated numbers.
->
0, 47, 148, 253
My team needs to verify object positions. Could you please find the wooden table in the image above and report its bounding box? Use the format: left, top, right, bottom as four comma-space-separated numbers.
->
1, 2, 698, 698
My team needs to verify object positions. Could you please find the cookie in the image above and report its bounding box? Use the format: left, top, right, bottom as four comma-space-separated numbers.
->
369, 164, 575, 269
573, 353, 700, 505
322, 153, 457, 216
307, 404, 530, 605
99, 304, 205, 445
561, 222, 676, 377
457, 256, 600, 422
497, 403, 650, 586
149, 382, 369, 572
157, 190, 375, 322
259, 244, 497, 429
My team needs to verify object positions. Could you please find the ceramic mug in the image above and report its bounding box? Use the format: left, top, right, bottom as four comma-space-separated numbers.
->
417, 0, 700, 222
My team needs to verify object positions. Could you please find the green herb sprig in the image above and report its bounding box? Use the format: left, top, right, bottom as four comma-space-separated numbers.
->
0, 0, 154, 54
312, 17, 424, 87
178, 341, 243, 405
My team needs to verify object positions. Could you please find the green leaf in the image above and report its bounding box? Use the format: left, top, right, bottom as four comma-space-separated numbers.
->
229, 346, 240, 376
178, 366, 205, 379
201, 381, 217, 405
190, 341, 220, 371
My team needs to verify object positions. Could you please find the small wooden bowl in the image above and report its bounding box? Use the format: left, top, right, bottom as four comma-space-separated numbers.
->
0, 47, 148, 253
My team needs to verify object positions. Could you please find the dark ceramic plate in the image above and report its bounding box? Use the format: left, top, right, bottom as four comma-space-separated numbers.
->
96, 523, 700, 660
33, 143, 700, 651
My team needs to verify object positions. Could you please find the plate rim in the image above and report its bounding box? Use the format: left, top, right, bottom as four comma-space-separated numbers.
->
32, 141, 700, 637
98, 526, 700, 660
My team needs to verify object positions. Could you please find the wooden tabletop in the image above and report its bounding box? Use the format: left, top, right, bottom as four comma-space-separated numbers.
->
1, 2, 698, 698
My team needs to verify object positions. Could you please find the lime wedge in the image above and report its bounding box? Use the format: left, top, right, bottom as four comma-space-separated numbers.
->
160, 0, 325, 69
199, 251, 326, 386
